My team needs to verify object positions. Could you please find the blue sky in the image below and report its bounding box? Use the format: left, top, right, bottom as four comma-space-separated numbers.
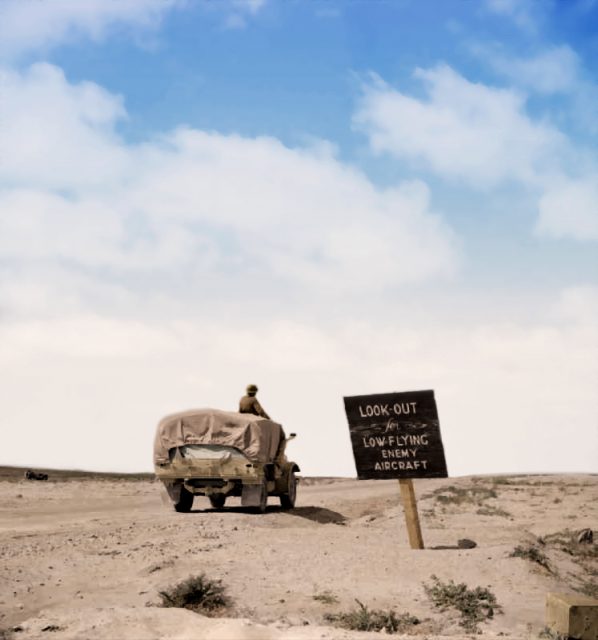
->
42, 1, 598, 149
0, 0, 597, 476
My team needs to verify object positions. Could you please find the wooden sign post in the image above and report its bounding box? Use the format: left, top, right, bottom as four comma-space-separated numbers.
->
344, 389, 448, 549
399, 479, 424, 549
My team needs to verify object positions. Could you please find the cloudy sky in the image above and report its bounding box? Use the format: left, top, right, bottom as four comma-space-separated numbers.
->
1, 0, 597, 477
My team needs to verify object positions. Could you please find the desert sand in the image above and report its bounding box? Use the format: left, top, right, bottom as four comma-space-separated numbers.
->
1, 471, 596, 640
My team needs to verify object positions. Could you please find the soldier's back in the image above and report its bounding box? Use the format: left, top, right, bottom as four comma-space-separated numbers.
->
239, 395, 257, 414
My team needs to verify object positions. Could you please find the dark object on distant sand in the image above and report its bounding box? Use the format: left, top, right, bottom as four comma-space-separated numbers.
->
577, 528, 593, 544
24, 470, 48, 481
458, 538, 477, 549
429, 538, 478, 551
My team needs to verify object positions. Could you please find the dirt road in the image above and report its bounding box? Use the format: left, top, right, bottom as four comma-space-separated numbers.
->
1, 474, 596, 639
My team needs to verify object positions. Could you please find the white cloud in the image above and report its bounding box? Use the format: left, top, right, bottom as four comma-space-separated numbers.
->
489, 46, 580, 95
0, 63, 459, 295
223, 13, 248, 30
0, 64, 128, 190
0, 266, 136, 320
1, 310, 596, 475
0, 0, 182, 60
553, 285, 598, 324
537, 178, 598, 240
354, 65, 564, 189
484, 0, 539, 31
1, 315, 179, 361
480, 44, 598, 135
125, 132, 458, 288
355, 65, 598, 241
232, 0, 266, 15
204, 0, 268, 30
0, 189, 211, 273
0, 0, 269, 57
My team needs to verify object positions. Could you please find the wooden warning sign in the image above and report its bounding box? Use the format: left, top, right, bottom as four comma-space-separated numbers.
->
343, 389, 448, 480
344, 389, 448, 549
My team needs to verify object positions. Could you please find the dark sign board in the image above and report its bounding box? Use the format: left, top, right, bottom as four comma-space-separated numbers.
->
344, 389, 448, 480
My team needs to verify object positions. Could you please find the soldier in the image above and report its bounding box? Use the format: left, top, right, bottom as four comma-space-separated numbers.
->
239, 384, 271, 419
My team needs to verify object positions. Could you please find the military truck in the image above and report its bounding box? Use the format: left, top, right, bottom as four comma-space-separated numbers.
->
153, 408, 299, 513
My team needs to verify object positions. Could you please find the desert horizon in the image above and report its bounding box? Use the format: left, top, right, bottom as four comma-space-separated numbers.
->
3, 464, 598, 482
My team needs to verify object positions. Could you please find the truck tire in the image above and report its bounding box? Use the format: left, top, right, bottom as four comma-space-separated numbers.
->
255, 480, 268, 514
280, 470, 297, 510
174, 485, 194, 512
209, 493, 226, 509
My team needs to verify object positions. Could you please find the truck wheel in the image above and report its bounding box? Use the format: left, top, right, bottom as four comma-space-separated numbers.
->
280, 471, 297, 510
174, 485, 194, 513
209, 493, 226, 509
256, 480, 268, 514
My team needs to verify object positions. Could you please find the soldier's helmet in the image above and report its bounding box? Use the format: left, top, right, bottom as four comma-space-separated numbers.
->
246, 384, 258, 394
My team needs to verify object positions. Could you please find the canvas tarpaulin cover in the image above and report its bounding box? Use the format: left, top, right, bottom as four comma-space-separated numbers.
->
153, 408, 285, 465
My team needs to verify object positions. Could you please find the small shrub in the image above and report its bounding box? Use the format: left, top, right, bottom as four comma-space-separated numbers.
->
476, 505, 511, 517
541, 529, 597, 561
509, 545, 553, 573
425, 485, 497, 506
576, 578, 598, 599
158, 574, 231, 615
538, 530, 598, 598
538, 626, 568, 640
324, 600, 419, 633
424, 575, 502, 632
489, 476, 514, 486
313, 590, 339, 605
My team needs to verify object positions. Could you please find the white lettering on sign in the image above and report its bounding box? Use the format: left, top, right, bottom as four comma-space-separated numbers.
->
345, 390, 447, 479
374, 460, 428, 471
358, 402, 417, 418
393, 402, 417, 415
381, 448, 418, 459
362, 434, 429, 448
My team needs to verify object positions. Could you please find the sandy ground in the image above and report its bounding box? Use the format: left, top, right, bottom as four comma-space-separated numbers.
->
1, 473, 596, 639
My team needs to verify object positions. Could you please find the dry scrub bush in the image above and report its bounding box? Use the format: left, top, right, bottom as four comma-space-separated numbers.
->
313, 590, 339, 605
424, 575, 502, 632
476, 505, 512, 517
540, 529, 597, 561
159, 574, 231, 615
509, 545, 553, 573
324, 600, 419, 634
539, 529, 597, 597
487, 476, 514, 486
424, 485, 497, 507
539, 626, 569, 640
577, 577, 598, 599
